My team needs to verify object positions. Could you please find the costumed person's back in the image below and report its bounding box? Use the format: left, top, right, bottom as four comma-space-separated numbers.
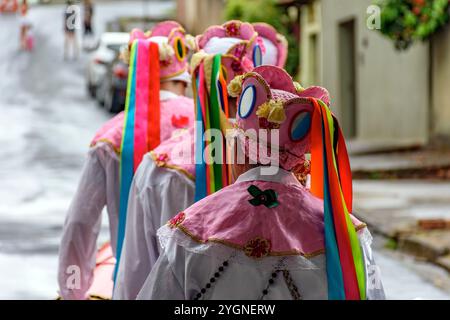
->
57, 21, 196, 300
113, 20, 265, 300
137, 66, 386, 300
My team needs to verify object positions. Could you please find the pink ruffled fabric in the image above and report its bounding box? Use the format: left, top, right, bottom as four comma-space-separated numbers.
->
180, 181, 324, 255
90, 112, 125, 151
178, 180, 365, 257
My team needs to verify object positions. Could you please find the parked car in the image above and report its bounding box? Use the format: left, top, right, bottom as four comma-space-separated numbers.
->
97, 57, 129, 113
86, 32, 129, 100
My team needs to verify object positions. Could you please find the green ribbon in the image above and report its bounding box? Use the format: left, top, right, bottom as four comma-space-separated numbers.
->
209, 54, 224, 192
247, 185, 279, 208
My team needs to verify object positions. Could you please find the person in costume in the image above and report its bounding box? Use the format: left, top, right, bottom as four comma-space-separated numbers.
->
113, 20, 266, 300
136, 65, 385, 300
57, 21, 196, 300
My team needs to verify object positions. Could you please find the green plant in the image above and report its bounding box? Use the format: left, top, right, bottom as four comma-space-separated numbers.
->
376, 0, 450, 50
384, 238, 398, 250
225, 0, 300, 77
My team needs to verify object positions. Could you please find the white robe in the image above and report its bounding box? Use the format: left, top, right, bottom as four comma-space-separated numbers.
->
113, 154, 195, 299
136, 168, 386, 300
58, 143, 120, 300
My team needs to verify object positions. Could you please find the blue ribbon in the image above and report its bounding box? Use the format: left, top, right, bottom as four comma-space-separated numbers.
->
114, 42, 138, 282
194, 75, 207, 201
320, 109, 345, 300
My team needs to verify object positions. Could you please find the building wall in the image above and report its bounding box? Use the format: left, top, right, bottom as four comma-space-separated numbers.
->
300, 1, 323, 86
311, 0, 430, 145
432, 24, 450, 140
176, 0, 225, 35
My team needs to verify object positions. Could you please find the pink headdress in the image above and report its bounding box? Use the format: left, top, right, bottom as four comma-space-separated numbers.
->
195, 20, 259, 84
232, 65, 330, 170
253, 22, 288, 68
127, 21, 197, 83
190, 21, 259, 201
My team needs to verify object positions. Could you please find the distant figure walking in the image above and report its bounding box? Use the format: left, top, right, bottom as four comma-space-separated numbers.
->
64, 0, 79, 60
83, 0, 94, 36
19, 0, 32, 51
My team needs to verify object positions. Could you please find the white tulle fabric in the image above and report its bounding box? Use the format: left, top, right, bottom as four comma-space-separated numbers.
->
203, 37, 243, 55
58, 143, 120, 300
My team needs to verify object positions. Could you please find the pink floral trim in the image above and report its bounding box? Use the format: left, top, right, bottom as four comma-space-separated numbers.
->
168, 212, 186, 229
244, 237, 272, 259
225, 21, 240, 37
155, 153, 169, 166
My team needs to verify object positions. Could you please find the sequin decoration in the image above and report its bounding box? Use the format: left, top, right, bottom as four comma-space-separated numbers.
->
282, 270, 302, 300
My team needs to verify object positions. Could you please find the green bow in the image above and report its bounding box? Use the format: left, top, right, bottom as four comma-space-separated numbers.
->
247, 185, 279, 208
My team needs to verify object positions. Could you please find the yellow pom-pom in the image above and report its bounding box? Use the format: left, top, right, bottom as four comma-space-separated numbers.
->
267, 100, 286, 124
185, 34, 197, 52
256, 101, 272, 119
256, 100, 286, 124
227, 75, 244, 98
159, 42, 175, 61
293, 81, 305, 93
190, 50, 209, 71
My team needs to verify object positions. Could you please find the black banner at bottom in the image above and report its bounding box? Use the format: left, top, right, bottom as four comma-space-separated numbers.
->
0, 300, 445, 319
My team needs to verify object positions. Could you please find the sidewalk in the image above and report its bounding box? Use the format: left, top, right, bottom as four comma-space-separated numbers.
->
350, 146, 450, 178
350, 144, 450, 275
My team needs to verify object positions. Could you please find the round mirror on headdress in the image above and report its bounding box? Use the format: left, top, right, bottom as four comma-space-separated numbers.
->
238, 85, 257, 119
173, 36, 186, 62
253, 45, 263, 67
289, 111, 312, 141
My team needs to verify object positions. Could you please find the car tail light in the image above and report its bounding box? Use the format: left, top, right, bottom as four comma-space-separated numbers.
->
113, 65, 128, 79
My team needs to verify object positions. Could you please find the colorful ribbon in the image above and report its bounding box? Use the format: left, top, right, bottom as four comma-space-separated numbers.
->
310, 98, 366, 300
193, 66, 207, 201
193, 54, 230, 201
115, 40, 161, 282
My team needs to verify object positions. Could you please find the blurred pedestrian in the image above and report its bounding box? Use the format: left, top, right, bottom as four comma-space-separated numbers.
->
63, 0, 79, 60
83, 0, 94, 36
19, 0, 31, 51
